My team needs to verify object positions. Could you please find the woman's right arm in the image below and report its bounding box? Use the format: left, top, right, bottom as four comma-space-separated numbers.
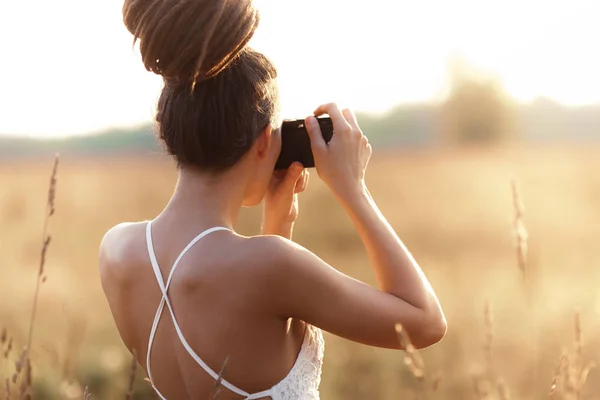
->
260, 103, 446, 349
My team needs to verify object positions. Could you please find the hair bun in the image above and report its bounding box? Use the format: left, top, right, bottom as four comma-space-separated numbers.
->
123, 0, 260, 82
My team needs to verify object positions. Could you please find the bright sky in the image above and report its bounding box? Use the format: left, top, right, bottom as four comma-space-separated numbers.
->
0, 0, 599, 137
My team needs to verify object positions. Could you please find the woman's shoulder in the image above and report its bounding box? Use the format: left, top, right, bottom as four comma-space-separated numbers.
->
225, 235, 322, 314
99, 221, 149, 284
238, 234, 307, 268
232, 234, 326, 288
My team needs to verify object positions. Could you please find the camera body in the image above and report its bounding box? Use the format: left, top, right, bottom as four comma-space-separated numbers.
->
274, 117, 334, 170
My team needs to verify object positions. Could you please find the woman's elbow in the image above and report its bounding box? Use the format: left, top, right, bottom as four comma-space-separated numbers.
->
413, 314, 447, 349
397, 308, 447, 350
413, 306, 447, 349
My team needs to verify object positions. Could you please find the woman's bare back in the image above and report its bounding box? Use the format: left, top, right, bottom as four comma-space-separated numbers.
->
100, 219, 309, 399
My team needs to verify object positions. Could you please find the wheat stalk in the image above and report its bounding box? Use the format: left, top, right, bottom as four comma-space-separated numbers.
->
483, 300, 494, 383
1, 328, 12, 365
546, 313, 596, 400
394, 323, 442, 399
511, 180, 529, 288
549, 351, 565, 399
20, 154, 59, 399
25, 155, 59, 351
395, 324, 425, 380
511, 179, 536, 395
4, 337, 13, 360
125, 349, 137, 400
82, 386, 91, 400
571, 312, 595, 400
211, 355, 230, 400
475, 300, 512, 400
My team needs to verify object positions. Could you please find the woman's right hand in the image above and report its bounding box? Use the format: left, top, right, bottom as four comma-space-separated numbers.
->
305, 103, 372, 200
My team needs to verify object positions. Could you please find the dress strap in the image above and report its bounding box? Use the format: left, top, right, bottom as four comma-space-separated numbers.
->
145, 221, 261, 399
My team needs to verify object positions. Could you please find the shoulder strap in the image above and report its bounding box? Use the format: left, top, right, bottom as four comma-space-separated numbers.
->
145, 221, 263, 399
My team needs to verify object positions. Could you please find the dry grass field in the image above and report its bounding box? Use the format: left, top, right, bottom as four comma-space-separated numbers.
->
2, 144, 600, 399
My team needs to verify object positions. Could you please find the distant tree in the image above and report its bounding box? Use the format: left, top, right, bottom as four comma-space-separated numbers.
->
438, 55, 518, 146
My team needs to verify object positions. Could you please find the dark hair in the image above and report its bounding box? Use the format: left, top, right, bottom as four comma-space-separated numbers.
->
123, 0, 279, 171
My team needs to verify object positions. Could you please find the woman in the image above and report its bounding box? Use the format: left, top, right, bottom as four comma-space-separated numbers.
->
99, 0, 447, 399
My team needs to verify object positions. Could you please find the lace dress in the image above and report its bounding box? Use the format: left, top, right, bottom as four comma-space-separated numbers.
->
265, 325, 325, 399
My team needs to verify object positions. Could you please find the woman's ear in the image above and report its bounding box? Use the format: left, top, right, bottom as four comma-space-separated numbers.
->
255, 124, 273, 160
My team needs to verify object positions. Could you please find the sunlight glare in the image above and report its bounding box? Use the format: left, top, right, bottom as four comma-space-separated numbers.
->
0, 0, 598, 137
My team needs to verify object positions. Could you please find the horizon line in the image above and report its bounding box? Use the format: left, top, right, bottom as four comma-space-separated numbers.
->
2, 96, 600, 140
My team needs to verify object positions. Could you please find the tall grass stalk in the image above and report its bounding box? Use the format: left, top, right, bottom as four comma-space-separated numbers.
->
83, 386, 91, 400
211, 355, 230, 399
511, 179, 536, 394
125, 349, 137, 400
22, 154, 59, 399
477, 300, 511, 400
395, 323, 442, 400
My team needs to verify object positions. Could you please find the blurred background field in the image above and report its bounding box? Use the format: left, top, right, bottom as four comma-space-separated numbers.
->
2, 138, 600, 399
2, 0, 600, 398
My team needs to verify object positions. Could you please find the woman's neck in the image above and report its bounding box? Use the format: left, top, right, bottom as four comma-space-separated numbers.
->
159, 166, 248, 229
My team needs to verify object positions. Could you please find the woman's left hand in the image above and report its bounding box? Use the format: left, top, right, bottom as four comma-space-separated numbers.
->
262, 162, 309, 239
